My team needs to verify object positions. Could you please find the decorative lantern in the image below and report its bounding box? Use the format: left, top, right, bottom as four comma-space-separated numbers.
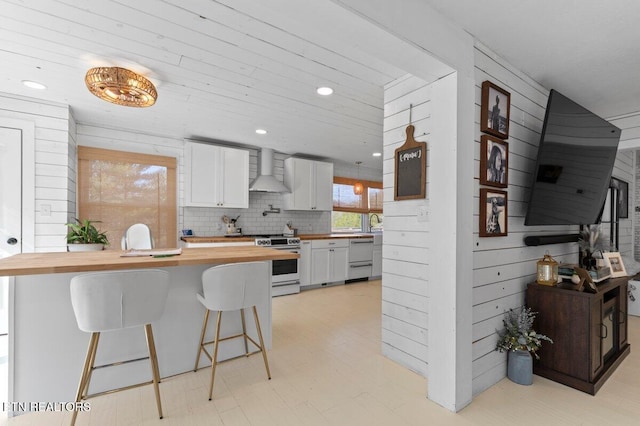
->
536, 253, 559, 286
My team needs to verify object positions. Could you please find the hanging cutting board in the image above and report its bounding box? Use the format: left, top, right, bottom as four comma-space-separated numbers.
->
394, 125, 427, 200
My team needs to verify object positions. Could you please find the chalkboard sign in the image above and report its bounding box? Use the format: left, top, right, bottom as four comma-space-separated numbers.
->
394, 125, 427, 200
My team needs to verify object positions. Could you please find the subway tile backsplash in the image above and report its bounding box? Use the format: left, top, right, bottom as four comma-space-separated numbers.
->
183, 191, 331, 236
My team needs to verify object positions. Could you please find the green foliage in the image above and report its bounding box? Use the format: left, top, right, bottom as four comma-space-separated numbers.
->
65, 218, 109, 245
495, 307, 552, 359
332, 211, 362, 231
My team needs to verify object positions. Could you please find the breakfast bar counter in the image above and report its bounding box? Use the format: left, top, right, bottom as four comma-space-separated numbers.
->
0, 246, 297, 276
180, 233, 376, 245
0, 246, 297, 409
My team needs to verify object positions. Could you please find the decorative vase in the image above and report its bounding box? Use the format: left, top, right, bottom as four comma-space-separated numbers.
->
67, 243, 104, 252
581, 250, 596, 271
507, 350, 533, 385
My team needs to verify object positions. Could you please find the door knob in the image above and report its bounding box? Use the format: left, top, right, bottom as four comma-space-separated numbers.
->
7, 237, 18, 245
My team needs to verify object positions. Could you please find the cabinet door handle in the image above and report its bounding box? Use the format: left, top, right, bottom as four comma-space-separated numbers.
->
351, 240, 373, 244
600, 323, 608, 339
350, 263, 373, 268
619, 310, 626, 324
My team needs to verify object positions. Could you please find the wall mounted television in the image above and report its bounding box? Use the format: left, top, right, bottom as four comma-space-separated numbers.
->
524, 89, 621, 226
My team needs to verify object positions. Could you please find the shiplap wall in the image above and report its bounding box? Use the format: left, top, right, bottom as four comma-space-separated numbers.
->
0, 92, 75, 253
471, 44, 573, 395
471, 43, 636, 395
381, 74, 431, 377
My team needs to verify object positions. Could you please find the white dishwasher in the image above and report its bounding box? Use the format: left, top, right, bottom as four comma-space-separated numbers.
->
348, 237, 374, 280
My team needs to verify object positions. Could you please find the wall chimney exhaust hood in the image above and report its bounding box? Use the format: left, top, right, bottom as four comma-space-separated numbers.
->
249, 148, 290, 193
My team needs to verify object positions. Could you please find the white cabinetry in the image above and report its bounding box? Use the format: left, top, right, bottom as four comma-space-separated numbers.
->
299, 240, 312, 288
372, 233, 382, 277
184, 142, 249, 208
283, 157, 333, 211
310, 239, 348, 285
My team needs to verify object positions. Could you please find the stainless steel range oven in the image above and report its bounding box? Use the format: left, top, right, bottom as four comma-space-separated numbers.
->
255, 237, 300, 296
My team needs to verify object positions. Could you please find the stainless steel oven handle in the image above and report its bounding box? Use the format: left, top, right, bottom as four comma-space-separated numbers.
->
351, 240, 374, 244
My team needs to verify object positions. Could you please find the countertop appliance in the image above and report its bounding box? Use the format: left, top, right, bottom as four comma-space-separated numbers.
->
255, 235, 301, 296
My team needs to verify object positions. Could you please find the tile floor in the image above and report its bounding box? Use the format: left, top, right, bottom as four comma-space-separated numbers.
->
2, 280, 639, 425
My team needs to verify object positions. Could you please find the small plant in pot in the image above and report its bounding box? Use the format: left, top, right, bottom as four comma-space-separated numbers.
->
66, 218, 109, 252
495, 306, 552, 385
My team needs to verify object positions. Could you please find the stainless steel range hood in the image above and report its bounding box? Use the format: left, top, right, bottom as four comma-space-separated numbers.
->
249, 148, 290, 193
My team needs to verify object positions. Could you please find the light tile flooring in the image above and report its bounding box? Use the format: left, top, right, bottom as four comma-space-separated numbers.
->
3, 280, 640, 425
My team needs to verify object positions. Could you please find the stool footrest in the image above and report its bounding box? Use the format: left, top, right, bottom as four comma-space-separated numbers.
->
84, 380, 154, 399
92, 356, 150, 370
202, 333, 262, 350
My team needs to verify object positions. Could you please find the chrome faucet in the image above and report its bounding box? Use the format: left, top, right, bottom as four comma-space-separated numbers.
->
369, 214, 381, 232
262, 204, 281, 216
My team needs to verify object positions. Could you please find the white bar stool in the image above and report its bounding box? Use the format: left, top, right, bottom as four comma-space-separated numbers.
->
193, 262, 271, 400
69, 269, 170, 425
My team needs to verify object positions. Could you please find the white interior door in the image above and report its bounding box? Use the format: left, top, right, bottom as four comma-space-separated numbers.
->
0, 127, 22, 327
0, 127, 22, 408
0, 127, 22, 257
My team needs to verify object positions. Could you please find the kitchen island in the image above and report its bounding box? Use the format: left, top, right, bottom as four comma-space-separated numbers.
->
0, 246, 297, 409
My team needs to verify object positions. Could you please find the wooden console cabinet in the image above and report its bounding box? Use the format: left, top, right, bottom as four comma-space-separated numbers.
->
526, 277, 630, 394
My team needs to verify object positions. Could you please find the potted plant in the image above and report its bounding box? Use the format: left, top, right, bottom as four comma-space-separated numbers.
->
66, 218, 109, 252
495, 306, 552, 385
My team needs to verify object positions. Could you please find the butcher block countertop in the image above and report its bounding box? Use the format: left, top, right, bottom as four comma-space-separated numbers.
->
0, 246, 298, 277
181, 233, 374, 244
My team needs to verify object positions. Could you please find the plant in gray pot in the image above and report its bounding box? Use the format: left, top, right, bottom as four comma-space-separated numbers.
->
66, 218, 109, 252
495, 307, 552, 385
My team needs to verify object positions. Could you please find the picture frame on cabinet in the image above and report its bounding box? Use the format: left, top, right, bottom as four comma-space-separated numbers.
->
481, 81, 511, 139
480, 135, 508, 188
480, 188, 508, 237
602, 252, 627, 278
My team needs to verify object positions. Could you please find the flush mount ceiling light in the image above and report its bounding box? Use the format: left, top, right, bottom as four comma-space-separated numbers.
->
22, 80, 47, 90
85, 67, 157, 107
316, 86, 333, 96
255, 129, 268, 135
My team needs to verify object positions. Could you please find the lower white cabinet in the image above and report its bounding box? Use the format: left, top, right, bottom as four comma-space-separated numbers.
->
372, 233, 382, 277
310, 239, 348, 285
299, 241, 312, 287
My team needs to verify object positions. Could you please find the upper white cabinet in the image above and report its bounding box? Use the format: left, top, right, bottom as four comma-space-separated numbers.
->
283, 157, 333, 211
184, 142, 249, 208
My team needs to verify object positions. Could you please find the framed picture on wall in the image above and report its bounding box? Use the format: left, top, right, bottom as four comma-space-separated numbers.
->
481, 81, 511, 139
479, 188, 508, 237
480, 135, 508, 188
611, 177, 629, 219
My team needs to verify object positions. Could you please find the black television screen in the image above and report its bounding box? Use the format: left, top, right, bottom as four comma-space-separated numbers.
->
524, 90, 621, 226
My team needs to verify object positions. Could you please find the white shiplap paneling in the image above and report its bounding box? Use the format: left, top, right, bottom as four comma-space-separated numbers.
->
381, 75, 431, 377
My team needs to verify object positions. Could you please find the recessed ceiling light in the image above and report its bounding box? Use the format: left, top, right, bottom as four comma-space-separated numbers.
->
316, 86, 333, 96
22, 80, 47, 90
372, 152, 382, 157
255, 129, 267, 135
